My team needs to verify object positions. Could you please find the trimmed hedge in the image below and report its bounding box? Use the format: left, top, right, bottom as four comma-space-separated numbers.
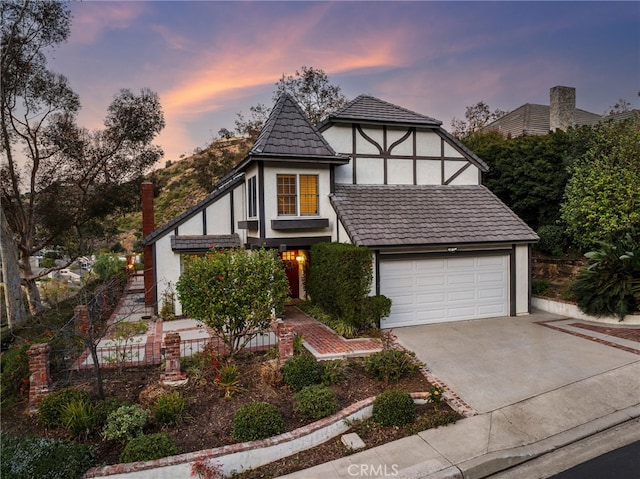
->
232, 402, 284, 442
294, 384, 339, 420
306, 242, 391, 334
372, 390, 416, 426
119, 433, 178, 463
282, 354, 323, 391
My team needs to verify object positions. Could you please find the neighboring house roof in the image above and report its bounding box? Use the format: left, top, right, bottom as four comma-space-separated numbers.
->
483, 103, 601, 137
247, 93, 348, 163
320, 94, 442, 128
171, 234, 241, 252
603, 109, 640, 122
330, 184, 538, 247
142, 173, 244, 245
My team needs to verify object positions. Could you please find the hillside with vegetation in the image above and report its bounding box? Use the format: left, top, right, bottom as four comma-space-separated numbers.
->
115, 137, 252, 252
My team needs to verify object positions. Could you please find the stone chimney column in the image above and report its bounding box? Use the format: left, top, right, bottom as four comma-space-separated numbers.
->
550, 86, 575, 132
141, 182, 155, 308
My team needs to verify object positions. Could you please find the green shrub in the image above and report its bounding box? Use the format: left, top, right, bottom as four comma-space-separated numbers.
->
572, 233, 640, 320
93, 397, 128, 427
232, 402, 284, 442
152, 391, 185, 426
294, 385, 339, 420
38, 388, 91, 428
306, 243, 391, 335
321, 359, 347, 385
536, 225, 570, 257
103, 404, 148, 442
282, 354, 323, 391
531, 278, 551, 296
365, 349, 420, 383
1, 433, 95, 479
62, 398, 96, 438
372, 390, 416, 426
0, 342, 30, 411
119, 433, 178, 463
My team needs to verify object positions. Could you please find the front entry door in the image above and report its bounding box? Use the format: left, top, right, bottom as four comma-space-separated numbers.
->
280, 251, 299, 298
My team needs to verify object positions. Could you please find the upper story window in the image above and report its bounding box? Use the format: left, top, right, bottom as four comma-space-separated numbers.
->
277, 174, 318, 216
247, 176, 257, 217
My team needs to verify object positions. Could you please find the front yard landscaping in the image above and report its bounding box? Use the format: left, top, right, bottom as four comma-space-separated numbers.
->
1, 345, 460, 478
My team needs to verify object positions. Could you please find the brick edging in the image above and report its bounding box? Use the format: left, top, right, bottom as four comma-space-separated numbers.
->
84, 392, 435, 477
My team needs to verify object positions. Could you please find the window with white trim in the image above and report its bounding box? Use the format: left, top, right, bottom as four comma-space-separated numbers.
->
277, 174, 318, 216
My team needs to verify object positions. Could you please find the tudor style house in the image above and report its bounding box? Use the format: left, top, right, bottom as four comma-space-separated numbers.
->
142, 94, 538, 328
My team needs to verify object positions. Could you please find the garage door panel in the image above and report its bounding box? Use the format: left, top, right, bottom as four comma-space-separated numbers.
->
380, 255, 508, 327
416, 275, 446, 287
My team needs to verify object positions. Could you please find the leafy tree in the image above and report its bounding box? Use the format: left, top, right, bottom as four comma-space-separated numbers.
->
0, 1, 165, 327
451, 101, 507, 139
560, 118, 640, 250
275, 66, 347, 125
234, 66, 346, 139
176, 248, 289, 357
92, 253, 125, 282
606, 98, 633, 115
464, 130, 579, 231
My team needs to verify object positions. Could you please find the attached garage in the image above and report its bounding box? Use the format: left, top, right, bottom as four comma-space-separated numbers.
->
380, 255, 509, 328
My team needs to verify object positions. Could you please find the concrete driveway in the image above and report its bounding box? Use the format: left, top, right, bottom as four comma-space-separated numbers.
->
393, 311, 640, 414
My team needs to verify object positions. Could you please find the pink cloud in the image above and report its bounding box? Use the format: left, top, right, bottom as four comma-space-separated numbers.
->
68, 2, 146, 45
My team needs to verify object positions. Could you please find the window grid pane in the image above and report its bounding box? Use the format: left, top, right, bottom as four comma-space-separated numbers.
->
299, 175, 318, 215
277, 175, 297, 215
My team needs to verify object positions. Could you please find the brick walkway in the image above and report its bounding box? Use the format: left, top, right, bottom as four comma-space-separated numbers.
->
283, 305, 382, 359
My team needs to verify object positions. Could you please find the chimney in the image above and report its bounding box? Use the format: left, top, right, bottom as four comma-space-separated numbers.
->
141, 182, 155, 308
550, 86, 575, 132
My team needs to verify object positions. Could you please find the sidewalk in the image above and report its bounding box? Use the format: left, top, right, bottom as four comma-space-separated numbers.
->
278, 361, 640, 479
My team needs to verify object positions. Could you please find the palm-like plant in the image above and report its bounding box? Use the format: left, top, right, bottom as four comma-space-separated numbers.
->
572, 232, 640, 320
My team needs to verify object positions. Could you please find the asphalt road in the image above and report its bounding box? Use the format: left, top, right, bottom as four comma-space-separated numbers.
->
488, 418, 640, 479
549, 440, 640, 479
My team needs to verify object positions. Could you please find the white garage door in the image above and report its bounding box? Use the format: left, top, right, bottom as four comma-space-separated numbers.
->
380, 255, 508, 328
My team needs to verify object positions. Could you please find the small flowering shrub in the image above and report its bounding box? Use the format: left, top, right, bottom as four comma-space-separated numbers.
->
282, 354, 323, 391
103, 404, 148, 442
0, 433, 95, 479
119, 433, 178, 463
232, 402, 284, 442
428, 386, 444, 407
294, 384, 339, 420
372, 390, 416, 427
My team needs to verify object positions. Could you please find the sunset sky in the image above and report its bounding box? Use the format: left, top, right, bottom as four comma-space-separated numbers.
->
48, 1, 639, 164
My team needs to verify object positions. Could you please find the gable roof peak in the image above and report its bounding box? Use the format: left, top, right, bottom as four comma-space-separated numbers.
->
322, 94, 442, 128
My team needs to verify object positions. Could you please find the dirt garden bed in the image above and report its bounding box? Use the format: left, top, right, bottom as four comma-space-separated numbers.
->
1, 351, 460, 476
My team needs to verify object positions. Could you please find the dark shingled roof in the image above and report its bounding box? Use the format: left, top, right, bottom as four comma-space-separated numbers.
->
250, 94, 342, 159
320, 95, 442, 128
483, 103, 601, 137
330, 184, 538, 247
171, 234, 240, 252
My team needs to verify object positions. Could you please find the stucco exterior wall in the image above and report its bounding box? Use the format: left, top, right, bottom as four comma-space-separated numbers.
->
154, 234, 183, 315
261, 165, 334, 240
322, 124, 480, 186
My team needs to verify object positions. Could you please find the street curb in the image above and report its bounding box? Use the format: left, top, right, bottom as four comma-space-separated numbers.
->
416, 405, 640, 479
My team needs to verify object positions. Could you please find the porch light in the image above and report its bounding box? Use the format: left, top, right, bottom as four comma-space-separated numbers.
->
296, 255, 304, 262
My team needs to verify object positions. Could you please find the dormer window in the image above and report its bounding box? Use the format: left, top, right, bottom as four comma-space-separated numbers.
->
277, 174, 318, 216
